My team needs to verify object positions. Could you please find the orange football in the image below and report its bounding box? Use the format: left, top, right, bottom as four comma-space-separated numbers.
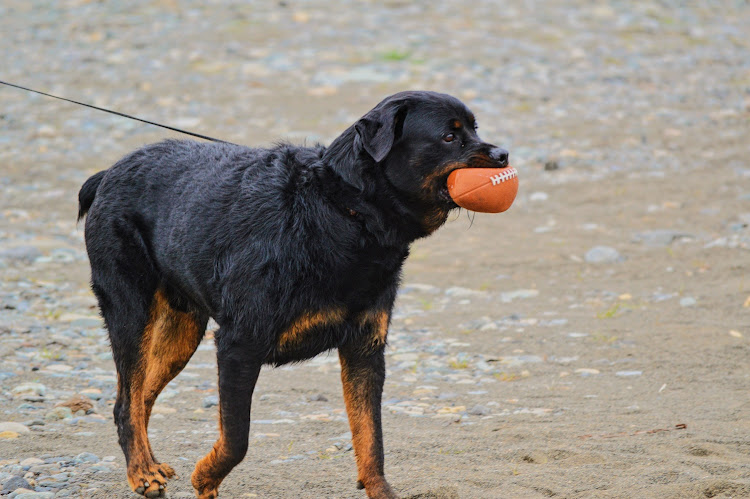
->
446, 167, 519, 213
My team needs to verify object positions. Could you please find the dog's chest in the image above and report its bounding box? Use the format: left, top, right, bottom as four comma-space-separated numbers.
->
264, 248, 405, 365
332, 245, 407, 308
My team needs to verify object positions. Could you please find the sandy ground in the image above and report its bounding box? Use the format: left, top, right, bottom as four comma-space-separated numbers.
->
1, 1, 750, 498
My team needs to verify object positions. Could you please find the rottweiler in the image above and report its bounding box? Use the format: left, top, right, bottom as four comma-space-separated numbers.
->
77, 91, 510, 499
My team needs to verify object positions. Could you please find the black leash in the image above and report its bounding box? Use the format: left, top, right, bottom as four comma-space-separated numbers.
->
0, 79, 231, 144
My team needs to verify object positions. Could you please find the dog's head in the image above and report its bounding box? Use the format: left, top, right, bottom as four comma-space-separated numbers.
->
327, 91, 509, 238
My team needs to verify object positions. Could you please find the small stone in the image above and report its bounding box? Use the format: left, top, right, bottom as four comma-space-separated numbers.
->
584, 246, 622, 263
292, 10, 310, 23
633, 229, 694, 247
404, 486, 459, 499
0, 422, 30, 434
55, 394, 94, 414
20, 457, 44, 467
2, 476, 31, 493
45, 364, 73, 372
45, 407, 73, 421
575, 368, 600, 376
74, 452, 100, 464
79, 388, 102, 400
529, 191, 549, 201
445, 286, 485, 297
308, 394, 328, 402
467, 404, 491, 416
12, 383, 46, 398
616, 370, 643, 377
437, 406, 466, 414
568, 332, 588, 338
0, 431, 19, 439
36, 124, 56, 137
15, 493, 55, 499
679, 297, 697, 307
499, 289, 539, 302
544, 160, 560, 171
202, 395, 219, 408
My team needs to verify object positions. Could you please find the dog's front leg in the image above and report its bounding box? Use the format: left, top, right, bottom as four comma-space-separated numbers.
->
191, 331, 263, 499
339, 342, 398, 499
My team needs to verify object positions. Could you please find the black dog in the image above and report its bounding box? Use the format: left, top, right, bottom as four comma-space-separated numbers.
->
77, 91, 509, 499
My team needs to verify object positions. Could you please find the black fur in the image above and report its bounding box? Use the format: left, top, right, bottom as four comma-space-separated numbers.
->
79, 90, 509, 498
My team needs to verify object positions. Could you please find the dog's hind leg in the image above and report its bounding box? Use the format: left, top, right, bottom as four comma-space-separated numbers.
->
191, 329, 263, 499
89, 238, 204, 497
140, 289, 208, 480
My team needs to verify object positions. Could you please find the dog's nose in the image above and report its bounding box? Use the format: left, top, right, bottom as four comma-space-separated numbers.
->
489, 147, 509, 167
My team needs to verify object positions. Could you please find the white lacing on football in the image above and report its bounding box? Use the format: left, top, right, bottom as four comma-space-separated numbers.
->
490, 167, 518, 186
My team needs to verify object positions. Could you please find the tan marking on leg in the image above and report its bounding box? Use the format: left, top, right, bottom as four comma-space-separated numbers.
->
276, 307, 346, 352
127, 289, 204, 496
191, 405, 226, 499
340, 353, 379, 486
143, 290, 204, 425
358, 310, 390, 349
339, 349, 397, 498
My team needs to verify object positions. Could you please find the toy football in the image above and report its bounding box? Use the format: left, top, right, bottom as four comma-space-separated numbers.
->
446, 167, 519, 213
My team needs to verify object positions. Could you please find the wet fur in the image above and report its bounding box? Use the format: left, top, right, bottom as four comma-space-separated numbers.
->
78, 90, 508, 498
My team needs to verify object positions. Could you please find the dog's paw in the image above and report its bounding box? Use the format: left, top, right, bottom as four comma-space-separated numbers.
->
191, 465, 220, 499
196, 489, 219, 499
128, 463, 170, 498
156, 462, 177, 479
358, 477, 399, 499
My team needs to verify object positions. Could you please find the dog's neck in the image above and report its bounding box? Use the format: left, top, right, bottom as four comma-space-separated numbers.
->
320, 127, 440, 246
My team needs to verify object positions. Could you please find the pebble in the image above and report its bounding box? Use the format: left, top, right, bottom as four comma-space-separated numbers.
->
55, 394, 94, 413
616, 370, 643, 377
632, 230, 694, 247
679, 297, 697, 307
12, 383, 46, 398
44, 407, 72, 421
2, 476, 30, 494
584, 246, 623, 263
445, 287, 485, 297
20, 458, 44, 467
575, 368, 600, 376
202, 395, 219, 408
499, 289, 539, 302
74, 452, 100, 464
0, 422, 30, 434
14, 493, 55, 499
468, 404, 491, 416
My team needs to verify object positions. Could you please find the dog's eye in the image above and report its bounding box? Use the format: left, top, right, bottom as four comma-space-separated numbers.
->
443, 134, 455, 143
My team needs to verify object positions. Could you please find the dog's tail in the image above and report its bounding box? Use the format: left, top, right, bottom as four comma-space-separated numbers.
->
77, 170, 106, 221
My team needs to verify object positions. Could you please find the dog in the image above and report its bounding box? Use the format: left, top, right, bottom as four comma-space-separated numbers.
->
77, 90, 510, 499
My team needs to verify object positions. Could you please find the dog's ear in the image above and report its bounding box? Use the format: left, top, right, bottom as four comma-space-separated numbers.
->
354, 102, 407, 163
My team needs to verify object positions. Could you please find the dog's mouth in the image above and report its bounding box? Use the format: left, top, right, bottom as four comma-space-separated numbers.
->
438, 183, 455, 205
